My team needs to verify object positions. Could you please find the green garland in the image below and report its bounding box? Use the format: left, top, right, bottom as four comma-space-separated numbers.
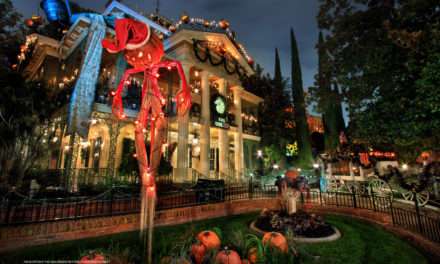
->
192, 39, 246, 78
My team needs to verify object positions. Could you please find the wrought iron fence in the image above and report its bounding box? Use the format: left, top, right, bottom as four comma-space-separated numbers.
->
1, 187, 439, 244
0, 184, 277, 225
33, 168, 247, 192
303, 190, 440, 243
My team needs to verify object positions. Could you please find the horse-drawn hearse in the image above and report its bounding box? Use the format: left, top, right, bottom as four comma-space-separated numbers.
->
319, 150, 439, 207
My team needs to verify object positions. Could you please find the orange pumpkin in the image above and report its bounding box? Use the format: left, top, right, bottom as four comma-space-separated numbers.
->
79, 252, 106, 264
262, 232, 288, 253
191, 242, 207, 264
197, 230, 221, 250
247, 247, 258, 264
215, 249, 241, 264
285, 170, 299, 180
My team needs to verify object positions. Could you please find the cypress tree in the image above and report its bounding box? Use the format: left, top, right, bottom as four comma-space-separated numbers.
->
274, 48, 282, 86
290, 28, 313, 166
317, 32, 346, 152
333, 83, 346, 135
318, 32, 339, 152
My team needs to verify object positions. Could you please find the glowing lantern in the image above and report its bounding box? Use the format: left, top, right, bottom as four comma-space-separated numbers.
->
218, 19, 230, 29
32, 15, 43, 26
181, 13, 190, 23
25, 19, 34, 27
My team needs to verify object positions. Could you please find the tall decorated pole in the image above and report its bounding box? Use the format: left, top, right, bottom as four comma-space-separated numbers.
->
102, 18, 191, 263
290, 28, 313, 167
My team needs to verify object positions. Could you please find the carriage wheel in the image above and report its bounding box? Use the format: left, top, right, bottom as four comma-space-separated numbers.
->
401, 190, 430, 207
345, 182, 358, 194
416, 191, 429, 206
327, 177, 340, 193
359, 183, 369, 195
368, 178, 393, 208
401, 190, 414, 201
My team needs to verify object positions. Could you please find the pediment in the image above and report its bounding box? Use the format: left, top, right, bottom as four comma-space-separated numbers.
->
165, 29, 255, 76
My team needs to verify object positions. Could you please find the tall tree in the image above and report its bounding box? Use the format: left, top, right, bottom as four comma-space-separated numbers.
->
290, 28, 313, 166
312, 32, 344, 154
0, 0, 73, 188
0, 0, 23, 71
317, 0, 440, 161
274, 48, 282, 87
242, 57, 294, 167
333, 83, 345, 135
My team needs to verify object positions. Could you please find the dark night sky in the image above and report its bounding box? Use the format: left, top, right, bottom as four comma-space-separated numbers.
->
12, 0, 320, 92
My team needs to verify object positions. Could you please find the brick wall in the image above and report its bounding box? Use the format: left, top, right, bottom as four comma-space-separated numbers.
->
0, 198, 280, 253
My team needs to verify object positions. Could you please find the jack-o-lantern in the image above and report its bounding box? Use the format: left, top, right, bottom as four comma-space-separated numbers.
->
262, 232, 288, 253
79, 252, 106, 264
215, 248, 241, 264
197, 230, 221, 250
191, 242, 206, 264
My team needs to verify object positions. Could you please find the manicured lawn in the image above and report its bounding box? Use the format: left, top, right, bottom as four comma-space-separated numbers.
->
0, 213, 428, 264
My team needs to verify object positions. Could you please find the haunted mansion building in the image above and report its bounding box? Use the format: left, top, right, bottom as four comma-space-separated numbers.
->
21, 1, 264, 189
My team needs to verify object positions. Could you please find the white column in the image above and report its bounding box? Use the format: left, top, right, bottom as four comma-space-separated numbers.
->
200, 71, 210, 178
217, 79, 229, 178
349, 161, 354, 179
176, 64, 191, 182
233, 87, 244, 181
